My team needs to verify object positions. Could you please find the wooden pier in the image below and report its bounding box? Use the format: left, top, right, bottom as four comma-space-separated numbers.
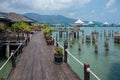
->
8, 31, 80, 80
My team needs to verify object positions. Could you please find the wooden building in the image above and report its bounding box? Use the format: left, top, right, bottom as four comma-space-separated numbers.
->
5, 12, 33, 24
0, 29, 3, 43
0, 14, 11, 29
0, 12, 33, 58
0, 12, 33, 28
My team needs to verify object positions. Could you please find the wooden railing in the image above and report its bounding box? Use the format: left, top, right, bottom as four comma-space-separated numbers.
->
53, 37, 101, 80
0, 37, 29, 79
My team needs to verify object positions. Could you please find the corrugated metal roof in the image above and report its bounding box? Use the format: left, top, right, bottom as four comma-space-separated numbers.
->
0, 12, 33, 22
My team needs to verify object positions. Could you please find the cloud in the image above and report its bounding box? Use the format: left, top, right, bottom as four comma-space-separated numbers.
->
109, 8, 118, 13
1, 0, 72, 11
0, 0, 91, 13
54, 0, 73, 4
106, 0, 116, 9
105, 0, 118, 14
32, 0, 72, 10
91, 10, 95, 13
0, 1, 9, 10
78, 0, 91, 6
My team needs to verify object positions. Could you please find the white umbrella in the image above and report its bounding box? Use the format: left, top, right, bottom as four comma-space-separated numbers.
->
103, 21, 109, 25
88, 21, 94, 25
75, 19, 84, 24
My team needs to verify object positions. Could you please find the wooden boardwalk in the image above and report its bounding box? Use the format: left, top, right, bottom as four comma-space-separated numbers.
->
8, 31, 80, 80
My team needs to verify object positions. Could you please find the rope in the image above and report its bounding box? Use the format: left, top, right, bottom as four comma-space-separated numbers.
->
66, 49, 84, 67
88, 68, 101, 80
57, 42, 64, 49
0, 55, 12, 71
49, 36, 101, 80
0, 38, 28, 72
57, 42, 101, 80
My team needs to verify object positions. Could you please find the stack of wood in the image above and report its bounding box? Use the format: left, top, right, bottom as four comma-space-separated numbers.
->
114, 34, 120, 43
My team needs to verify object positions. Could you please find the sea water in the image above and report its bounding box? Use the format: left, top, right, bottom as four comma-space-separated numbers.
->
53, 27, 120, 80
0, 57, 12, 79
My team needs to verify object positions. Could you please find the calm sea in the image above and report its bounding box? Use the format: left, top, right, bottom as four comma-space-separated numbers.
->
53, 27, 120, 80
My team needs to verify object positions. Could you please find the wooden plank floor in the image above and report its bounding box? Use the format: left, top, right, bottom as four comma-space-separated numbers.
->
8, 31, 80, 80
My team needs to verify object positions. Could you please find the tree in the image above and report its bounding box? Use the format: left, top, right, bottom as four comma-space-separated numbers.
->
9, 22, 33, 37
0, 24, 4, 29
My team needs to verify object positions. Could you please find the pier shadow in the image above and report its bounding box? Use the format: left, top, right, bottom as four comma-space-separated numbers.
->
0, 45, 18, 59
0, 46, 6, 58
108, 62, 120, 80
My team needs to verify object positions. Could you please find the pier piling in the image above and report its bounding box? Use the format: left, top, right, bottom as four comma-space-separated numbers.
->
78, 38, 81, 51
11, 50, 16, 68
104, 38, 109, 51
84, 64, 90, 80
64, 40, 68, 63
95, 41, 98, 53
6, 43, 10, 58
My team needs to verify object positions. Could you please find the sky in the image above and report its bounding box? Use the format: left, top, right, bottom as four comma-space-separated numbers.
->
0, 0, 120, 23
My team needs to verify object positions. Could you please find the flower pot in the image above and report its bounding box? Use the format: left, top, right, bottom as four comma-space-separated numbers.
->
54, 54, 63, 64
46, 39, 54, 45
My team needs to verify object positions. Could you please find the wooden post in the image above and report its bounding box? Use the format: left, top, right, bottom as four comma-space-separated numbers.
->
63, 32, 66, 39
70, 37, 72, 47
29, 33, 32, 40
20, 46, 22, 53
6, 43, 10, 58
95, 42, 98, 53
74, 32, 76, 39
78, 39, 81, 51
100, 31, 102, 37
26, 39, 28, 46
17, 49, 19, 57
82, 36, 84, 43
66, 31, 68, 39
71, 32, 74, 44
84, 64, 90, 80
64, 40, 68, 63
56, 42, 58, 47
64, 49, 67, 63
11, 50, 16, 68
77, 32, 79, 39
69, 32, 71, 39
59, 31, 62, 38
105, 38, 109, 51
28, 36, 30, 42
20, 44, 23, 53
56, 34, 58, 47
27, 32, 29, 38
25, 38, 28, 46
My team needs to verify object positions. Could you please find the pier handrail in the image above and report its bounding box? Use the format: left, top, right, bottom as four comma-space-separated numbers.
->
66, 49, 84, 67
66, 49, 100, 80
0, 54, 12, 71
56, 41, 101, 80
89, 69, 101, 80
57, 42, 64, 49
0, 38, 28, 72
0, 43, 21, 71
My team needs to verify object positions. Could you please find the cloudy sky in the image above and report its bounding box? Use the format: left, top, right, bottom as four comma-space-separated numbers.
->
0, 0, 120, 23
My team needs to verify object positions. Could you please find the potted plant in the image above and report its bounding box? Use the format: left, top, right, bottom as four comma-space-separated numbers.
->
54, 47, 63, 64
43, 26, 55, 45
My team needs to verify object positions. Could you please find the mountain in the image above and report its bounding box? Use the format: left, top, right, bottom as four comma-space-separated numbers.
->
0, 12, 7, 14
24, 13, 76, 24
0, 12, 7, 16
